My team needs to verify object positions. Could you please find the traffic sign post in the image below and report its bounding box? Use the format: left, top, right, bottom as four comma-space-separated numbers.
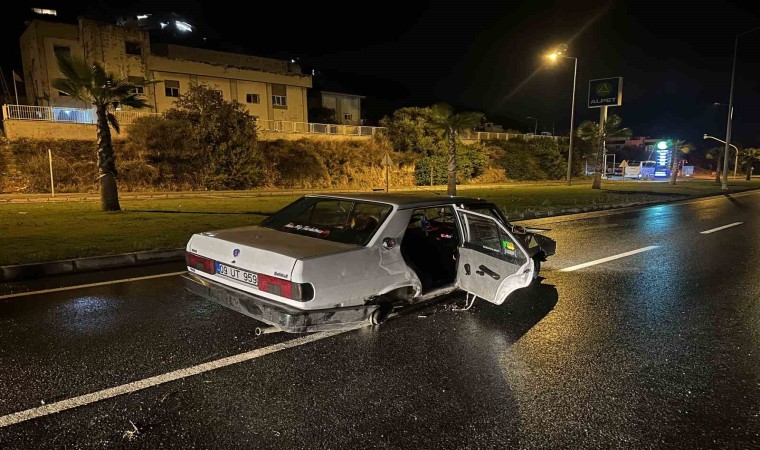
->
588, 77, 623, 186
381, 152, 393, 192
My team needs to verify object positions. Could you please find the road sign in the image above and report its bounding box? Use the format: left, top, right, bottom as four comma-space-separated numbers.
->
588, 77, 622, 108
381, 153, 393, 166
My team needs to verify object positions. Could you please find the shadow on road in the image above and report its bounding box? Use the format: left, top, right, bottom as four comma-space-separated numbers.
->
723, 193, 748, 209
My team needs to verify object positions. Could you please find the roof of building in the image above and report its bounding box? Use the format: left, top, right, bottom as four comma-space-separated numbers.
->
307, 193, 485, 209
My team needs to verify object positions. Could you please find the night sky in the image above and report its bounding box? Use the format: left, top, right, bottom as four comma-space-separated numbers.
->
4, 0, 760, 149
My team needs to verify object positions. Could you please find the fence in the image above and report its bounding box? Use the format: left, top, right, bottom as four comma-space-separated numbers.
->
1, 105, 159, 126
2, 104, 556, 142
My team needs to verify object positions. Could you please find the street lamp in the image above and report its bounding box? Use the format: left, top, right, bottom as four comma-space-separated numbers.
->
545, 43, 578, 186
704, 134, 739, 179
721, 25, 760, 190
526, 116, 538, 135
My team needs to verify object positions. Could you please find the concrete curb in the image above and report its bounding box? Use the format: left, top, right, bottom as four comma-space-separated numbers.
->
0, 249, 185, 283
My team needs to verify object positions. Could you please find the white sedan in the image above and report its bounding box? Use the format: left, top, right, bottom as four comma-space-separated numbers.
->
183, 193, 556, 333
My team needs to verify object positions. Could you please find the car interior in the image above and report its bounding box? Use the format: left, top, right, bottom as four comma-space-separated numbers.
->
400, 206, 460, 293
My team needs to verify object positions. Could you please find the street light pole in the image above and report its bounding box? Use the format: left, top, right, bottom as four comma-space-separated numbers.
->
567, 57, 577, 185
722, 26, 760, 190
704, 134, 739, 179
544, 45, 578, 185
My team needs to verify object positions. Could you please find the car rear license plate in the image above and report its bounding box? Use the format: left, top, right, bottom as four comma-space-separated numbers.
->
216, 262, 258, 286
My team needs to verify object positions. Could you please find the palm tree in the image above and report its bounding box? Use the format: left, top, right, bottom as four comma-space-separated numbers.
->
668, 139, 690, 185
741, 148, 760, 180
576, 114, 631, 189
52, 55, 153, 211
428, 103, 483, 195
705, 147, 724, 184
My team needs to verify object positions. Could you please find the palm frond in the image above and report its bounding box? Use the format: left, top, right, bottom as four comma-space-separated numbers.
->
449, 111, 484, 131
430, 103, 454, 121
55, 55, 92, 86
107, 112, 121, 134
51, 78, 88, 103
120, 96, 152, 109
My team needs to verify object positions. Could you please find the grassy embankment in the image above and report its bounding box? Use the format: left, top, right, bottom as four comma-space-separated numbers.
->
1, 179, 757, 266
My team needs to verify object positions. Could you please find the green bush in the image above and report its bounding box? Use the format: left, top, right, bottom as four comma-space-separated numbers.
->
413, 143, 489, 185
490, 137, 567, 181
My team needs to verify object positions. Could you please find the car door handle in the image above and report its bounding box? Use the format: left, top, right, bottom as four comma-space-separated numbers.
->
478, 265, 501, 280
464, 263, 471, 275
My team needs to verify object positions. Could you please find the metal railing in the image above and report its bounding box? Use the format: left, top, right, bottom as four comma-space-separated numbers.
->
256, 120, 382, 137
2, 105, 559, 142
1, 105, 159, 125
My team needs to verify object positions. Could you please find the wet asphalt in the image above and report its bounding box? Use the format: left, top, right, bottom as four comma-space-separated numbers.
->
0, 191, 758, 449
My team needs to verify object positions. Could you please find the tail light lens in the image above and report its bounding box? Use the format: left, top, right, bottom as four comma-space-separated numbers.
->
258, 274, 314, 302
186, 252, 215, 274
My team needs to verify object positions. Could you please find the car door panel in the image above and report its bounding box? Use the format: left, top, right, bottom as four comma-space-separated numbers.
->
454, 209, 534, 305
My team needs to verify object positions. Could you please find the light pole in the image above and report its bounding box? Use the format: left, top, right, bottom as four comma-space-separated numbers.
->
546, 44, 578, 186
526, 116, 538, 134
704, 134, 739, 179
722, 26, 760, 190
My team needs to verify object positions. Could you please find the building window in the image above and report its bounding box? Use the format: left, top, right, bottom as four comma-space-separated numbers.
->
128, 76, 145, 95
125, 41, 142, 56
271, 84, 287, 108
53, 45, 71, 59
246, 93, 260, 104
33, 8, 57, 16
212, 90, 223, 99
58, 91, 69, 97
343, 113, 353, 121
165, 80, 180, 97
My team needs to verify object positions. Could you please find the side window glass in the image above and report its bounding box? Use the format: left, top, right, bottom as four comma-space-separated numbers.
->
462, 212, 526, 265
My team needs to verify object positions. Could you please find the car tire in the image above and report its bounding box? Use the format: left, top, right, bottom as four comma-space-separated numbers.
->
369, 298, 393, 325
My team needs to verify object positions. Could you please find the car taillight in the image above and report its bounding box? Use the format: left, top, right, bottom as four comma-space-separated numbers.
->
186, 252, 215, 274
258, 274, 314, 302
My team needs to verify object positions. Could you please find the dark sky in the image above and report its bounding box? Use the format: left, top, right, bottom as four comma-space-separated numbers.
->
4, 0, 760, 148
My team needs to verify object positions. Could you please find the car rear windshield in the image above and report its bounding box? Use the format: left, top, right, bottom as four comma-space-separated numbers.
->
260, 197, 393, 246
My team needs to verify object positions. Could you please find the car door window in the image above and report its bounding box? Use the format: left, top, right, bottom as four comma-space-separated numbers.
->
462, 213, 526, 267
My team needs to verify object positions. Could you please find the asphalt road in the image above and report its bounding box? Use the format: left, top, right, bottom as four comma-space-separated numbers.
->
0, 191, 758, 449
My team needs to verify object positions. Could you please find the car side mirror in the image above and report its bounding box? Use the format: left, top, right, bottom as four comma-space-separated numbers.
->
382, 237, 397, 250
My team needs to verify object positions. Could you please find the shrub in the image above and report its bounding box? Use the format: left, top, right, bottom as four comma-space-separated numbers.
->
413, 143, 489, 185
490, 137, 567, 181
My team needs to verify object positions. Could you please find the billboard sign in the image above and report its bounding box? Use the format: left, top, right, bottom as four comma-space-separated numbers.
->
588, 77, 623, 108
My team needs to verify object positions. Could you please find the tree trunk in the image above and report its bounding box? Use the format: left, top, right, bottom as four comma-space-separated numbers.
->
96, 106, 121, 211
592, 137, 603, 189
446, 130, 457, 196
669, 148, 679, 185
714, 157, 722, 184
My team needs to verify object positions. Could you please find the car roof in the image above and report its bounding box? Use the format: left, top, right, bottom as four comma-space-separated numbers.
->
306, 193, 486, 209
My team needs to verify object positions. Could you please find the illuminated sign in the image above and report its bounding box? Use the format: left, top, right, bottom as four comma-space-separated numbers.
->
588, 77, 623, 108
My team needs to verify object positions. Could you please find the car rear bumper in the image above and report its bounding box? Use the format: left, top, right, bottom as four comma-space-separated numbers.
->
183, 273, 378, 333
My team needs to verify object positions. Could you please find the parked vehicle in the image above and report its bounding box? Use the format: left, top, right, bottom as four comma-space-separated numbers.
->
183, 194, 556, 333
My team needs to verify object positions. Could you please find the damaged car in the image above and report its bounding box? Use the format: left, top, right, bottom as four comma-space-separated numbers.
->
183, 194, 556, 333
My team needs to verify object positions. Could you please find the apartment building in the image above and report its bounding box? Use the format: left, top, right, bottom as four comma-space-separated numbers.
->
19, 17, 311, 122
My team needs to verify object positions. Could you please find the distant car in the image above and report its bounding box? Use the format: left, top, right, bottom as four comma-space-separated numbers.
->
183, 194, 556, 333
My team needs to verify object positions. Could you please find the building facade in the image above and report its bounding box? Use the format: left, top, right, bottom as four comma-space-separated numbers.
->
19, 18, 311, 122
309, 90, 364, 125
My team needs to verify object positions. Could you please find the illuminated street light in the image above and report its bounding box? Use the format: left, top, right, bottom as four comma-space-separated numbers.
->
657, 141, 669, 150
544, 43, 577, 185
176, 21, 193, 32
526, 116, 538, 134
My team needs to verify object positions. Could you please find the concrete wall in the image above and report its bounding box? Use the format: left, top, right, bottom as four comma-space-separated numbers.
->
2, 120, 130, 141
320, 92, 362, 125
2, 120, 374, 142
152, 44, 291, 74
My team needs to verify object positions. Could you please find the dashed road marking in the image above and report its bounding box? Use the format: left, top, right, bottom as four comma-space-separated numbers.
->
0, 271, 187, 300
560, 246, 659, 272
700, 222, 744, 234
0, 330, 347, 428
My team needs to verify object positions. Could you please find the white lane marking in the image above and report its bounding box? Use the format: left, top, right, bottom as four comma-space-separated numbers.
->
0, 271, 187, 300
0, 330, 347, 428
560, 246, 659, 272
700, 222, 744, 234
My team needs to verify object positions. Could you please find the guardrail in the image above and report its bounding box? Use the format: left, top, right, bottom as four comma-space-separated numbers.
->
461, 131, 565, 141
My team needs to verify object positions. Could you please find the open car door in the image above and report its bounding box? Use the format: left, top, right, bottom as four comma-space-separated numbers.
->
454, 208, 534, 305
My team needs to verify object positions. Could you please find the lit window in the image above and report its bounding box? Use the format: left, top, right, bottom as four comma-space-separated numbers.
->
213, 90, 223, 99
125, 42, 142, 56
343, 113, 353, 121
165, 80, 180, 97
246, 93, 260, 104
272, 95, 287, 107
32, 8, 57, 16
